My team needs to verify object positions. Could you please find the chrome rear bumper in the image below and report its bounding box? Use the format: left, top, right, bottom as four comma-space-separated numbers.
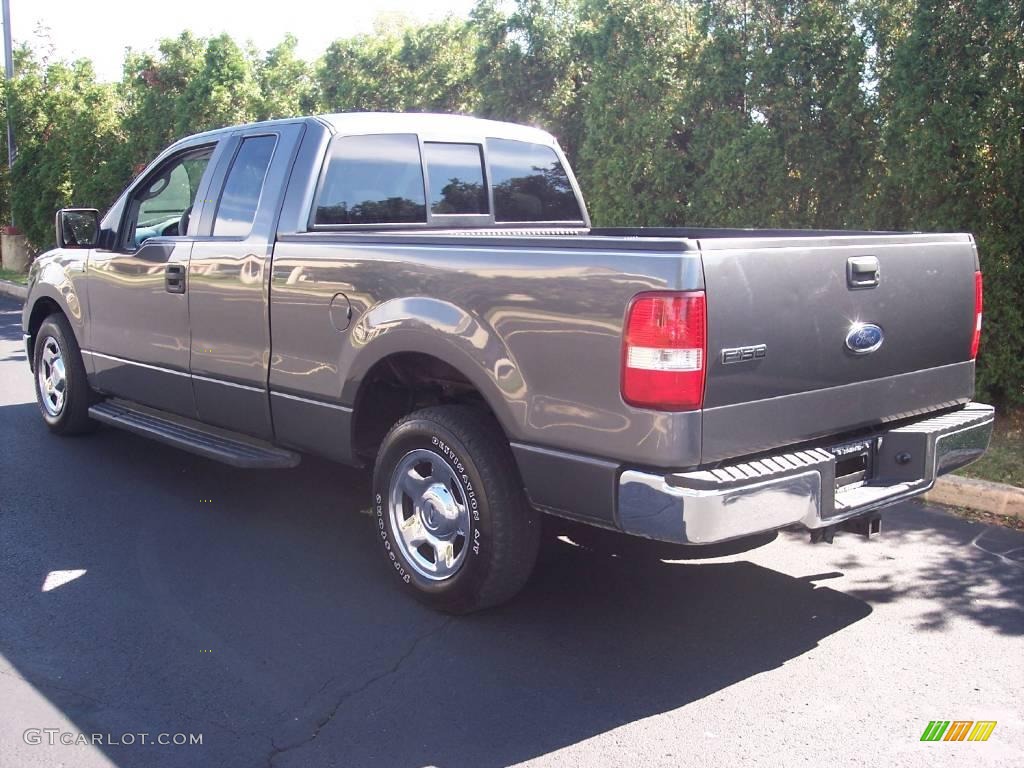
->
617, 402, 995, 545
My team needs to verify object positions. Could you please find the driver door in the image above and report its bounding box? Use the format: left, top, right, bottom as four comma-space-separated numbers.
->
87, 139, 225, 417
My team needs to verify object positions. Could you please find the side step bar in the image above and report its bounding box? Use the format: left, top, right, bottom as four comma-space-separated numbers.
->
89, 399, 301, 469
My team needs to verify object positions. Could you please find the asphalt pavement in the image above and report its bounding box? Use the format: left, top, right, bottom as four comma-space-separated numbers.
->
1, 295, 1021, 768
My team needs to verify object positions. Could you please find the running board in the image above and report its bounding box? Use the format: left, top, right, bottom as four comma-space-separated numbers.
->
89, 399, 301, 469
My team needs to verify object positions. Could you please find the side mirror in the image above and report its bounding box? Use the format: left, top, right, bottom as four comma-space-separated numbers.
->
56, 208, 100, 248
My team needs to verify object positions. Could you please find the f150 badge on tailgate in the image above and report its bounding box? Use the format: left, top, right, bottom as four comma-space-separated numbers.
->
721, 344, 767, 365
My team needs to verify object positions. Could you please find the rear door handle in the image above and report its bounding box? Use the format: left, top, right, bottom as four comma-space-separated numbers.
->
847, 256, 880, 288
165, 263, 187, 294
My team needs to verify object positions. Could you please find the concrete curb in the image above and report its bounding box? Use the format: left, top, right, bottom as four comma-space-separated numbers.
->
926, 474, 1024, 519
0, 278, 27, 301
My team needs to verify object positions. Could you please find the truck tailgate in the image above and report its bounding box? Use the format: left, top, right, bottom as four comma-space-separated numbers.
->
698, 233, 979, 463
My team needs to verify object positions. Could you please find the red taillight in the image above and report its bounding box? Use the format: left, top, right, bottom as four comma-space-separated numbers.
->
622, 291, 706, 410
971, 271, 983, 359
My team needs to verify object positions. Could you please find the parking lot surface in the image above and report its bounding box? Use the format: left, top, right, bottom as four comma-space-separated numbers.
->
1, 295, 1021, 767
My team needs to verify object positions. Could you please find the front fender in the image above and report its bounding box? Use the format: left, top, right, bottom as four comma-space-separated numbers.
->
23, 248, 89, 354
341, 296, 527, 438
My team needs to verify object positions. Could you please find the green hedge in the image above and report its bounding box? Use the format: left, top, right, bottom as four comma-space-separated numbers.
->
2, 0, 1020, 405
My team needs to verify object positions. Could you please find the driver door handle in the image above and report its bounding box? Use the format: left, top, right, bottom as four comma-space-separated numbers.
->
165, 263, 187, 294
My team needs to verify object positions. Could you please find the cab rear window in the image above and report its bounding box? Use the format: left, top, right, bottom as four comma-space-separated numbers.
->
423, 142, 488, 215
486, 138, 582, 223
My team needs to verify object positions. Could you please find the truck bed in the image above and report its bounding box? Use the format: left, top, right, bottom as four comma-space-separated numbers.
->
274, 226, 978, 468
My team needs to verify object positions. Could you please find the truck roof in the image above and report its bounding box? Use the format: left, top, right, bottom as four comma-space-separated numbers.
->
174, 112, 558, 149
320, 112, 557, 145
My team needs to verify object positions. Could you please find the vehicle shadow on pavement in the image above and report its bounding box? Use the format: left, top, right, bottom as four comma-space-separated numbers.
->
1, 403, 875, 768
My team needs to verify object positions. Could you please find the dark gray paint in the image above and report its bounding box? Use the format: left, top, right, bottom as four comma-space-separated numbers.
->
698, 234, 977, 408
268, 232, 704, 466
701, 360, 975, 464
187, 122, 306, 438
269, 391, 354, 464
510, 443, 620, 524
85, 350, 196, 417
85, 239, 197, 416
82, 134, 231, 417
22, 113, 983, 528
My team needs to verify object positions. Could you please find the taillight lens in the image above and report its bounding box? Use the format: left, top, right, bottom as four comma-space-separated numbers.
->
971, 270, 983, 359
622, 291, 707, 410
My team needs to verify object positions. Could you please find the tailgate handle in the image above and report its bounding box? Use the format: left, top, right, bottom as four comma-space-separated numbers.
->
847, 256, 880, 288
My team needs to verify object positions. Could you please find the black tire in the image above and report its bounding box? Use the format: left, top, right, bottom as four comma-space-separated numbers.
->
33, 313, 96, 435
372, 405, 540, 614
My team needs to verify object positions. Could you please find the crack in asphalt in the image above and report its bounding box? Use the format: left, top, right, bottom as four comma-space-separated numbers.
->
266, 616, 454, 768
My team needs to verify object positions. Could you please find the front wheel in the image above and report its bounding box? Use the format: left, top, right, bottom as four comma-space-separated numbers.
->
372, 405, 540, 614
33, 313, 96, 435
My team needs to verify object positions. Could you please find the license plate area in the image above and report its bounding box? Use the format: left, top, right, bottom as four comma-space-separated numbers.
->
828, 439, 876, 490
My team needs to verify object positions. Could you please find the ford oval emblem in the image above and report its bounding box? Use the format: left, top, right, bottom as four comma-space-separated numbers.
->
845, 323, 884, 354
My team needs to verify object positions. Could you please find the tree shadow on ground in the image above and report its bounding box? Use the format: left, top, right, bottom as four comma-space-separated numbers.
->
808, 500, 1024, 637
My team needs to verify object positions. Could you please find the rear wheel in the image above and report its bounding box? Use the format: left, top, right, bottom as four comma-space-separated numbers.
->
372, 405, 540, 613
33, 313, 96, 435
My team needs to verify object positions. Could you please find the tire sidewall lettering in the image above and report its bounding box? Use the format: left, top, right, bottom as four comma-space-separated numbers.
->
375, 427, 487, 589
375, 491, 410, 583
429, 434, 482, 550
431, 436, 480, 523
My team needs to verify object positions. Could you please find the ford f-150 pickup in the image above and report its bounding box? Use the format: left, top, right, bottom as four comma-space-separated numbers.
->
25, 113, 993, 612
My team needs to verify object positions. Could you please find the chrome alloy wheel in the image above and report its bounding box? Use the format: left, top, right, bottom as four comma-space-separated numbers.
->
37, 335, 68, 417
389, 448, 471, 581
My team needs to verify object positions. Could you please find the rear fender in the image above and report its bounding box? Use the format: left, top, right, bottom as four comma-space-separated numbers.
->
341, 296, 526, 438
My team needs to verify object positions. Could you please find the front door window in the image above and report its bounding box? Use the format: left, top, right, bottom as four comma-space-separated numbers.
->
127, 147, 213, 248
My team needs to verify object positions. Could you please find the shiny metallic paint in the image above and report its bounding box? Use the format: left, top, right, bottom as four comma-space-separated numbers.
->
22, 114, 986, 533
702, 360, 974, 463
187, 122, 306, 438
269, 391, 354, 464
23, 250, 88, 351
510, 442, 620, 524
83, 134, 232, 416
699, 234, 977, 408
84, 350, 197, 417
268, 234, 705, 466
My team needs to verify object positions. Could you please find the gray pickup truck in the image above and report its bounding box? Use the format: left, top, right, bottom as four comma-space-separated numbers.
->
26, 113, 993, 612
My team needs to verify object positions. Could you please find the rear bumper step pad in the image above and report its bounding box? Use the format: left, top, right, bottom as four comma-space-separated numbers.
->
617, 402, 994, 544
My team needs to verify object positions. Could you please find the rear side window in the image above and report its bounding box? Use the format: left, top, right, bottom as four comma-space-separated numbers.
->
214, 135, 277, 237
315, 134, 426, 225
487, 138, 582, 222
423, 142, 488, 215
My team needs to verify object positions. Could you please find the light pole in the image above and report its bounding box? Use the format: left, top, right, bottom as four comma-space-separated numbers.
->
2, 0, 13, 227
